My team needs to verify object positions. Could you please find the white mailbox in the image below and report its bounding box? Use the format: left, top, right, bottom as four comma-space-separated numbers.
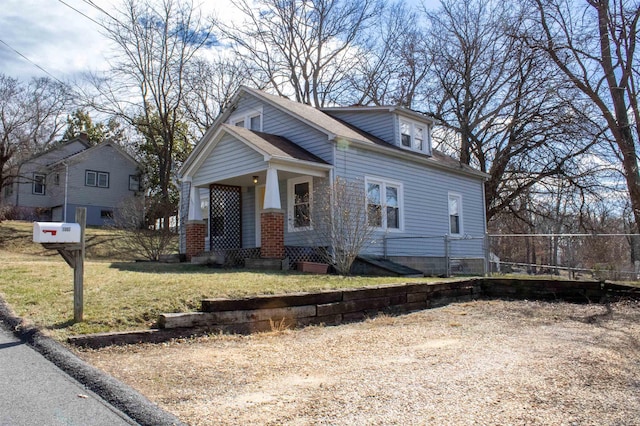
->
33, 222, 81, 243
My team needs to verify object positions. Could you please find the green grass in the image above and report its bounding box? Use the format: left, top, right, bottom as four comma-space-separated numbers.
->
0, 221, 442, 340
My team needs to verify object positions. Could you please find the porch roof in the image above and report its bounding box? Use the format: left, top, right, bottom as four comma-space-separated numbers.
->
224, 125, 330, 166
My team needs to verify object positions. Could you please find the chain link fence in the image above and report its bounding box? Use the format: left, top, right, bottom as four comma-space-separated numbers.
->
383, 234, 488, 277
488, 234, 640, 282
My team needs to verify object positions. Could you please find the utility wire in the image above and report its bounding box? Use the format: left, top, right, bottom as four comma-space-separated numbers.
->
56, 0, 111, 31
80, 0, 119, 24
0, 38, 65, 83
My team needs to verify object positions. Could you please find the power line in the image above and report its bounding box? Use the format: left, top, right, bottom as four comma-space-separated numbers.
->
79, 0, 119, 24
56, 0, 109, 30
0, 38, 65, 84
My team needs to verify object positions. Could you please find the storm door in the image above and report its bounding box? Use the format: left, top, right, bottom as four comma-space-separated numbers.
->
209, 184, 242, 251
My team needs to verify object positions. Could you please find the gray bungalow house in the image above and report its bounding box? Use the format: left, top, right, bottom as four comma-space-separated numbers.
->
2, 135, 142, 226
178, 87, 488, 275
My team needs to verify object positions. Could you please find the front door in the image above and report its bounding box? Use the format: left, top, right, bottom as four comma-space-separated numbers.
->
209, 184, 242, 251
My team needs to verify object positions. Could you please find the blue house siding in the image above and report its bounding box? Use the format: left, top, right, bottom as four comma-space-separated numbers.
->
324, 110, 396, 146
193, 135, 265, 187
334, 144, 486, 258
180, 87, 487, 273
234, 94, 335, 164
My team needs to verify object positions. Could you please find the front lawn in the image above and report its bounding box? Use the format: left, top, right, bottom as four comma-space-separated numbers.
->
0, 248, 439, 340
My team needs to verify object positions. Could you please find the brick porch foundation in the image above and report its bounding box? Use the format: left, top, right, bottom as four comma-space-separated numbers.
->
260, 209, 284, 258
185, 220, 206, 261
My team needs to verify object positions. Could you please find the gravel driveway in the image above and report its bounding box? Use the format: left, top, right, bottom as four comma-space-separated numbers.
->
78, 300, 640, 425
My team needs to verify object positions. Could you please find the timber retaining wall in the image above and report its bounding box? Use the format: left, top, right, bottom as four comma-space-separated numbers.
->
68, 278, 640, 348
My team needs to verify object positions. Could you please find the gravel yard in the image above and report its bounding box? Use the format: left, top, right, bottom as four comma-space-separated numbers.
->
79, 300, 640, 425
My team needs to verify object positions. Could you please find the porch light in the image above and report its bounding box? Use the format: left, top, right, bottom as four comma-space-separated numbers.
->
253, 175, 259, 184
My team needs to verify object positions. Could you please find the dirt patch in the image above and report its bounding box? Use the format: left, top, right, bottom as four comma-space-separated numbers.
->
78, 300, 640, 425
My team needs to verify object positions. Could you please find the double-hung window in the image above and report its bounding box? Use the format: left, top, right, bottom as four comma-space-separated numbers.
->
366, 177, 402, 231
86, 170, 109, 188
400, 119, 429, 154
448, 193, 462, 235
288, 176, 312, 231
33, 173, 45, 195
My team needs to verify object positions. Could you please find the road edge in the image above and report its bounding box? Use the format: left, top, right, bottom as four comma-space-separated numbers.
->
0, 297, 186, 426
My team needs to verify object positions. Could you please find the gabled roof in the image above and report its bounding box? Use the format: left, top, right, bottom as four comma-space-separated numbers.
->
241, 87, 377, 144
321, 105, 439, 125
20, 136, 91, 166
224, 125, 329, 165
180, 86, 487, 180
181, 124, 331, 179
46, 140, 140, 169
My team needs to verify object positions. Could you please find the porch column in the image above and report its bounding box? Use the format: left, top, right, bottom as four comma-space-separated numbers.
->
185, 185, 205, 261
261, 167, 285, 258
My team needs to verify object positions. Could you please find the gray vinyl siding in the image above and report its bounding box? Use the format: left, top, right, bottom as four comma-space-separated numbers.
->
14, 140, 87, 209
234, 94, 334, 164
192, 135, 265, 187
12, 142, 139, 226
324, 110, 396, 144
334, 144, 486, 257
64, 145, 138, 212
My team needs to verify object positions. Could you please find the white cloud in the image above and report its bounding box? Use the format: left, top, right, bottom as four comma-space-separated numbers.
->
1, 0, 440, 81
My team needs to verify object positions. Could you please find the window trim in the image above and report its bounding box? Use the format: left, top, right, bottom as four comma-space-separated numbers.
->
399, 118, 431, 155
448, 192, 463, 236
228, 107, 263, 131
365, 176, 404, 232
32, 173, 46, 195
287, 176, 313, 232
85, 170, 110, 188
129, 175, 140, 192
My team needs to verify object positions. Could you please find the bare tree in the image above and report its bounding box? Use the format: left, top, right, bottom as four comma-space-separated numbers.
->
345, 1, 432, 108
425, 0, 601, 223
0, 75, 71, 201
85, 0, 215, 228
310, 177, 375, 275
183, 55, 250, 137
530, 0, 640, 237
111, 195, 178, 260
217, 0, 382, 107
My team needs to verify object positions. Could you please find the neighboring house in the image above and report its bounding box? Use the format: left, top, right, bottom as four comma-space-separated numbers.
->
2, 134, 142, 226
178, 87, 488, 275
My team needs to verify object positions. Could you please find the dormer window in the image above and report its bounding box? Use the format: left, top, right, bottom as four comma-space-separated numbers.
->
229, 109, 263, 131
399, 119, 430, 155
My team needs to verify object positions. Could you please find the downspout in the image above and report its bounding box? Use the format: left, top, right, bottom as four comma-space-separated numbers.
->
64, 161, 69, 222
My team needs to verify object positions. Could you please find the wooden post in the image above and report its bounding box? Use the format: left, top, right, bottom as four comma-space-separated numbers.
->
74, 208, 86, 323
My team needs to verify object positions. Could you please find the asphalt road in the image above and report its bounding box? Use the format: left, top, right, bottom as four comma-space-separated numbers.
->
0, 324, 136, 426
0, 297, 184, 426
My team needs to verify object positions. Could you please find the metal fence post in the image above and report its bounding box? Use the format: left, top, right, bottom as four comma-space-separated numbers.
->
444, 234, 450, 277
484, 233, 490, 277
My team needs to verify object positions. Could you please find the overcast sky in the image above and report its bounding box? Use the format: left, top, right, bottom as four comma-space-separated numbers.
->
0, 0, 440, 81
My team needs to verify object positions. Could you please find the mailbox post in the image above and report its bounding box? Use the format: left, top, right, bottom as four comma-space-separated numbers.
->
33, 207, 86, 323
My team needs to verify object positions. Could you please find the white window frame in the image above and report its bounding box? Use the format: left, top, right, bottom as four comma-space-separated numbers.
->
129, 175, 140, 191
365, 176, 404, 232
287, 176, 313, 232
448, 192, 463, 236
228, 107, 263, 131
32, 173, 46, 195
86, 170, 109, 188
399, 118, 431, 155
